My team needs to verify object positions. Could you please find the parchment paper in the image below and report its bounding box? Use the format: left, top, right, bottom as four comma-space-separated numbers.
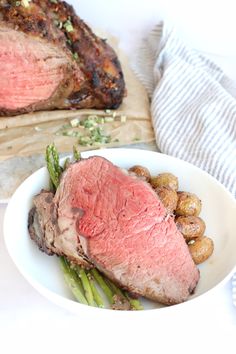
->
0, 34, 155, 200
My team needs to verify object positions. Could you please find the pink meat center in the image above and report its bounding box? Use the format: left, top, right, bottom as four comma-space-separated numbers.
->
61, 158, 194, 288
0, 27, 67, 110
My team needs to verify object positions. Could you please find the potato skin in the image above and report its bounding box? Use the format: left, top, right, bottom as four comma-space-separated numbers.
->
155, 186, 178, 214
175, 216, 206, 241
188, 236, 214, 264
150, 173, 179, 191
128, 165, 151, 182
176, 192, 202, 216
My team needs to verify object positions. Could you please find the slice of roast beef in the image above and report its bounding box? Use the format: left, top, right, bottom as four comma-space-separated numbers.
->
28, 189, 91, 266
0, 0, 125, 116
28, 156, 200, 305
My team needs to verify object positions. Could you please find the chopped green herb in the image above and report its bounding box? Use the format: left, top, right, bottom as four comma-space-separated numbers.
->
78, 136, 92, 146
90, 127, 102, 142
55, 114, 112, 146
15, 1, 21, 6
104, 117, 114, 123
72, 52, 79, 60
86, 115, 99, 121
81, 117, 98, 129
50, 0, 58, 3
62, 123, 71, 129
70, 118, 80, 127
96, 117, 105, 124
62, 130, 81, 138
21, 0, 31, 7
77, 125, 111, 146
120, 115, 127, 123
64, 19, 74, 33
92, 127, 110, 144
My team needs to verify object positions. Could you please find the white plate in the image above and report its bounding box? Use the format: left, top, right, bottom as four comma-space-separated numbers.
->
3, 148, 236, 315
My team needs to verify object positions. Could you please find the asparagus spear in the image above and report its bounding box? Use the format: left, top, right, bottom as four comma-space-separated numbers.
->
45, 143, 61, 189
90, 268, 114, 305
86, 271, 104, 308
51, 143, 61, 176
105, 278, 125, 298
59, 257, 88, 305
73, 145, 81, 161
63, 157, 71, 170
90, 268, 143, 310
106, 278, 143, 310
124, 292, 143, 310
75, 266, 96, 307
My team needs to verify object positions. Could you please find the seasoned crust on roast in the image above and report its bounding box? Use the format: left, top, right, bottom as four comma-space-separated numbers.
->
0, 0, 125, 116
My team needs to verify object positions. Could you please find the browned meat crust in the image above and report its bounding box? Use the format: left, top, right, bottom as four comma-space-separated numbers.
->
35, 0, 125, 108
28, 189, 91, 266
0, 0, 125, 116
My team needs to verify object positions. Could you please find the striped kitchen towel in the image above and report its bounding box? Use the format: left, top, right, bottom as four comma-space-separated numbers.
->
133, 22, 236, 199
232, 273, 236, 306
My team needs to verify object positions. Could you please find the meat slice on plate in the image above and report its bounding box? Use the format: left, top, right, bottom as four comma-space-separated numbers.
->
0, 0, 125, 116
29, 156, 200, 305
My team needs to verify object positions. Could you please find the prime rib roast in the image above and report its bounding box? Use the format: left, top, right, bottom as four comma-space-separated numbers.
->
28, 156, 200, 305
0, 0, 125, 116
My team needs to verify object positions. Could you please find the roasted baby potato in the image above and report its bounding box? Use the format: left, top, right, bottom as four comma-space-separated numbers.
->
128, 165, 151, 182
155, 186, 178, 214
175, 192, 202, 216
150, 173, 179, 191
175, 216, 206, 241
188, 236, 214, 264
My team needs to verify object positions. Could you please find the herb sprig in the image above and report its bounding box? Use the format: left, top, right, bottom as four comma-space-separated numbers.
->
55, 110, 129, 146
55, 114, 129, 146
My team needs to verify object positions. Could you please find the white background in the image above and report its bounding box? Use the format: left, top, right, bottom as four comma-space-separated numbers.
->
1, 1, 236, 353
75, 0, 236, 79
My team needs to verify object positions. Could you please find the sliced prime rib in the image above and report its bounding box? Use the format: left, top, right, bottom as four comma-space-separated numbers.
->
28, 156, 200, 305
0, 0, 125, 116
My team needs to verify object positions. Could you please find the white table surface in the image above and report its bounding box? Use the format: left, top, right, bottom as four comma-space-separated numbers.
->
1, 1, 236, 352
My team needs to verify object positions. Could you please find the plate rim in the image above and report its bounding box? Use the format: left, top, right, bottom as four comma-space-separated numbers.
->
3, 147, 236, 315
